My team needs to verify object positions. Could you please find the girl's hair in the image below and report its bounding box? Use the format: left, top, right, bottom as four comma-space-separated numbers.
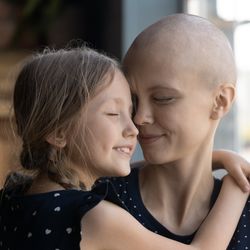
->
5, 46, 120, 191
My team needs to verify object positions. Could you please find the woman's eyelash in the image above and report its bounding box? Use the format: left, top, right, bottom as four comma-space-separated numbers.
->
153, 97, 174, 102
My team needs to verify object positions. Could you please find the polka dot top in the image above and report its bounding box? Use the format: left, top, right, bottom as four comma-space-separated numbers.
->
0, 181, 108, 250
103, 167, 250, 249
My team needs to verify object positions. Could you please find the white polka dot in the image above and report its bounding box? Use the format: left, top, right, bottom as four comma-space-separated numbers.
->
14, 226, 17, 232
245, 235, 248, 238
54, 207, 61, 212
87, 196, 92, 200
66, 227, 72, 234
237, 240, 241, 243
45, 229, 52, 235
129, 197, 132, 201
244, 224, 247, 227
27, 232, 32, 238
123, 190, 127, 194
54, 193, 60, 197
119, 184, 122, 187
138, 214, 142, 217
133, 205, 137, 208
32, 211, 37, 216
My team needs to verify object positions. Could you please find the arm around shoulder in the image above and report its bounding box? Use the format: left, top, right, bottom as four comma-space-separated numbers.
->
192, 175, 248, 249
80, 177, 248, 250
80, 200, 198, 250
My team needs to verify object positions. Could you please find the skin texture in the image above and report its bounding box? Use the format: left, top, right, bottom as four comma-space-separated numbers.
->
122, 13, 237, 234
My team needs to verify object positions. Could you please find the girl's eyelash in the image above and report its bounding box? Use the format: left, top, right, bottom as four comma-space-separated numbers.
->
106, 113, 119, 116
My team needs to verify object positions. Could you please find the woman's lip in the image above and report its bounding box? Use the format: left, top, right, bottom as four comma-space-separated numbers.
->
138, 135, 163, 144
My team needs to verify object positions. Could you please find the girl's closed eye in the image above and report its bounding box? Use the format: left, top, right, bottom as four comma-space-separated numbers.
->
106, 112, 120, 116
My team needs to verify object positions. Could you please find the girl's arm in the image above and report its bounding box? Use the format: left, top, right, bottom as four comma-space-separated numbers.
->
81, 175, 247, 250
192, 175, 248, 249
212, 149, 250, 192
81, 200, 197, 250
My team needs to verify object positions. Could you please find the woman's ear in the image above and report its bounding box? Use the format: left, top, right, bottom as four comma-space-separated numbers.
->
210, 83, 236, 120
46, 129, 67, 148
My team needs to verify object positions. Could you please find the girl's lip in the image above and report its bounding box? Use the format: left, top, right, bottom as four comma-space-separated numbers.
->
113, 145, 135, 156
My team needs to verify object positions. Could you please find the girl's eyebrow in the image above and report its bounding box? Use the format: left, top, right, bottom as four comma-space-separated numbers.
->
100, 97, 129, 107
102, 98, 133, 113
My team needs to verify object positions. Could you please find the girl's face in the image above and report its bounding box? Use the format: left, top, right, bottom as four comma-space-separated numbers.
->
78, 70, 138, 179
124, 49, 215, 165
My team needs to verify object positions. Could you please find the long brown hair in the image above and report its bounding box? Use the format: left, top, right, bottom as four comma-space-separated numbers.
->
5, 46, 119, 191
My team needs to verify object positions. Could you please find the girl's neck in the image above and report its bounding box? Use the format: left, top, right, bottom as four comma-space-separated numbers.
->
26, 173, 65, 195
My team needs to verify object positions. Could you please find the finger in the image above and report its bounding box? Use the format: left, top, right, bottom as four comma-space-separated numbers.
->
230, 167, 250, 192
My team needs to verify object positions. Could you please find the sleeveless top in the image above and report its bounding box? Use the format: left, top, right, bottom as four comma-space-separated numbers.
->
101, 167, 250, 249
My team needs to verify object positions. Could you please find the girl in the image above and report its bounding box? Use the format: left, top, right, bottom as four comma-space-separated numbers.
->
0, 47, 248, 250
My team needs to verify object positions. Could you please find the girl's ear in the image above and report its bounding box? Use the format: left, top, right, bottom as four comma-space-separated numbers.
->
210, 83, 236, 120
46, 129, 67, 148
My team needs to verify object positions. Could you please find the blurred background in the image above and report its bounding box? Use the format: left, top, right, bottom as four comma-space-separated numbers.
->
0, 0, 249, 186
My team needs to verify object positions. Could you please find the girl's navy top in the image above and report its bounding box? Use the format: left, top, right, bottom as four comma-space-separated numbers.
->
0, 181, 109, 250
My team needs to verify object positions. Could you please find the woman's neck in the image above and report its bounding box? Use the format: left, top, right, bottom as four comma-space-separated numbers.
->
139, 148, 215, 235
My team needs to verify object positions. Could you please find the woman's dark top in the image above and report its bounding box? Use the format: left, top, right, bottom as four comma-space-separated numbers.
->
102, 167, 250, 249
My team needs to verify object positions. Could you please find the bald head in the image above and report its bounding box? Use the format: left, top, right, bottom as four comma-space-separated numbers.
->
124, 14, 236, 88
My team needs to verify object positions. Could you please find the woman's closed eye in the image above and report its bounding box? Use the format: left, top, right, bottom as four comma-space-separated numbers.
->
152, 96, 175, 104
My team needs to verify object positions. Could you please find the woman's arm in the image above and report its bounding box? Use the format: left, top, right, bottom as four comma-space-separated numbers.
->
81, 177, 248, 250
212, 150, 250, 192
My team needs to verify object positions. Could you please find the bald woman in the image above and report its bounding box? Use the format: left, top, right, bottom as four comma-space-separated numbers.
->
81, 14, 249, 250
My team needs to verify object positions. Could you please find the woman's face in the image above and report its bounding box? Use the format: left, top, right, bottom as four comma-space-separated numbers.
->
76, 70, 138, 179
124, 49, 215, 165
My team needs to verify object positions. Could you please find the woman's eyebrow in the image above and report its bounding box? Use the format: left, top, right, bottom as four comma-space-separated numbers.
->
147, 84, 180, 92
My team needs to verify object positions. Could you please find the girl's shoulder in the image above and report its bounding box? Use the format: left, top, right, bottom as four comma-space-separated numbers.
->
0, 180, 109, 218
